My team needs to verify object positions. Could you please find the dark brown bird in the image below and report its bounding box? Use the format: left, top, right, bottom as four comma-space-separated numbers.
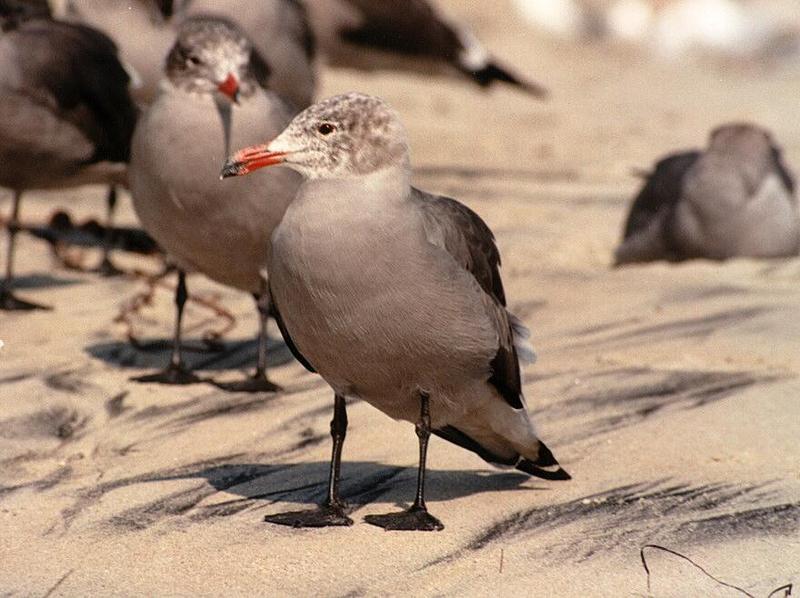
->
0, 0, 137, 309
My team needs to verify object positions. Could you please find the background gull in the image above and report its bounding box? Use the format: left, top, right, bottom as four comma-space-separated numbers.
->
303, 0, 548, 97
129, 17, 302, 390
0, 0, 137, 309
61, 0, 317, 109
615, 123, 800, 265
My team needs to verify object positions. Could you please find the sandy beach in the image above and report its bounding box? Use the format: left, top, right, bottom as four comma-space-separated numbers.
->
1, 1, 799, 595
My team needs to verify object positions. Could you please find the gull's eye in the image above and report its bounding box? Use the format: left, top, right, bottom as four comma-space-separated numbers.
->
187, 54, 202, 66
317, 123, 336, 136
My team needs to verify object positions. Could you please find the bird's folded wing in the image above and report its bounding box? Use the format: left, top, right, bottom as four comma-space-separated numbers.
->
413, 188, 525, 410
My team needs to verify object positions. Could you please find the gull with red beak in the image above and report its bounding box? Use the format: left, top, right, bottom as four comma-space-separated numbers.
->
221, 92, 569, 530
61, 0, 316, 109
129, 16, 303, 390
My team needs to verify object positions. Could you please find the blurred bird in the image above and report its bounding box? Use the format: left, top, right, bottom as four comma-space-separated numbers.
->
303, 0, 548, 97
221, 92, 568, 530
515, 0, 800, 63
0, 0, 137, 309
129, 17, 302, 390
59, 0, 175, 105
62, 0, 316, 109
615, 123, 799, 265
180, 0, 316, 110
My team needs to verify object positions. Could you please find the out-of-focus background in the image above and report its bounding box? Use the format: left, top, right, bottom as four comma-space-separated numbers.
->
1, 0, 799, 596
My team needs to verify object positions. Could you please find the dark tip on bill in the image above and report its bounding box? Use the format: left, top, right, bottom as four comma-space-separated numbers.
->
219, 159, 243, 180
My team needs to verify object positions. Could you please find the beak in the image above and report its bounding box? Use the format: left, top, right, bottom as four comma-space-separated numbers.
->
220, 144, 288, 179
217, 73, 240, 104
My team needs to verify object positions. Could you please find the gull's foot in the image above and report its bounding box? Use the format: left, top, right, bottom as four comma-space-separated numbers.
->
0, 289, 51, 311
93, 256, 125, 278
264, 503, 353, 528
364, 505, 443, 531
213, 375, 282, 394
131, 362, 202, 385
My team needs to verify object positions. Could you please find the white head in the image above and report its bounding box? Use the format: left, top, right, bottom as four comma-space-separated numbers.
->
165, 16, 270, 103
220, 92, 410, 180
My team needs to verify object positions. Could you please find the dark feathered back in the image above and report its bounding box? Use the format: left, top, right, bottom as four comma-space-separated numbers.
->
10, 18, 138, 163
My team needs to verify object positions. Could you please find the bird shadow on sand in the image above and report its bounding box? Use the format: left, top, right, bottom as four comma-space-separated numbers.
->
93, 461, 542, 531
84, 336, 296, 373
192, 460, 539, 507
8, 273, 83, 290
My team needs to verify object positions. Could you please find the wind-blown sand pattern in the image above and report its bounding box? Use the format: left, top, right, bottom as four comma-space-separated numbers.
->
1, 1, 799, 595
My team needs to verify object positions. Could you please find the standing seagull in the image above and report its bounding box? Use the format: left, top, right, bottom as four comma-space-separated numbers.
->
303, 0, 548, 97
615, 123, 799, 265
0, 0, 137, 309
221, 92, 569, 530
130, 17, 301, 391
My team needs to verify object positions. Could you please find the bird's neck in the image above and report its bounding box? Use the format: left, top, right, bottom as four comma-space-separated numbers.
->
300, 163, 412, 209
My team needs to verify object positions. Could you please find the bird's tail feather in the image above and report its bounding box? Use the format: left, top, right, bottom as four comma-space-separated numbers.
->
461, 61, 549, 98
433, 425, 570, 481
509, 313, 536, 365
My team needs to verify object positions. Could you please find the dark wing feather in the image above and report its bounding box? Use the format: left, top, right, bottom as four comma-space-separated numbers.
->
268, 287, 316, 373
12, 19, 137, 163
284, 0, 316, 59
248, 46, 272, 90
622, 150, 700, 239
0, 0, 50, 28
414, 188, 523, 410
770, 145, 795, 195
338, 0, 460, 61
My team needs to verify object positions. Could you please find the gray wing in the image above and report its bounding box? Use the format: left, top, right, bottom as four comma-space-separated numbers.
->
4, 19, 137, 164
413, 188, 524, 410
0, 88, 95, 189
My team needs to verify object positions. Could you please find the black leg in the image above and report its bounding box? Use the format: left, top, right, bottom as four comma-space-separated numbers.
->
214, 292, 282, 393
264, 394, 354, 528
94, 185, 124, 277
1, 191, 50, 311
364, 391, 443, 531
132, 270, 201, 385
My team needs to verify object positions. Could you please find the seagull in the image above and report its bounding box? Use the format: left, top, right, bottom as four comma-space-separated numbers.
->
221, 92, 569, 530
180, 0, 316, 110
129, 17, 302, 391
0, 0, 137, 309
302, 0, 548, 97
63, 0, 317, 109
615, 123, 799, 265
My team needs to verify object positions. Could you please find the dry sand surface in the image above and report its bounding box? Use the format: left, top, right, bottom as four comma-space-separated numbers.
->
1, 1, 799, 596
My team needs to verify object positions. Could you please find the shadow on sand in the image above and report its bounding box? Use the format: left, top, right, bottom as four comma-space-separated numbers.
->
84, 336, 296, 373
